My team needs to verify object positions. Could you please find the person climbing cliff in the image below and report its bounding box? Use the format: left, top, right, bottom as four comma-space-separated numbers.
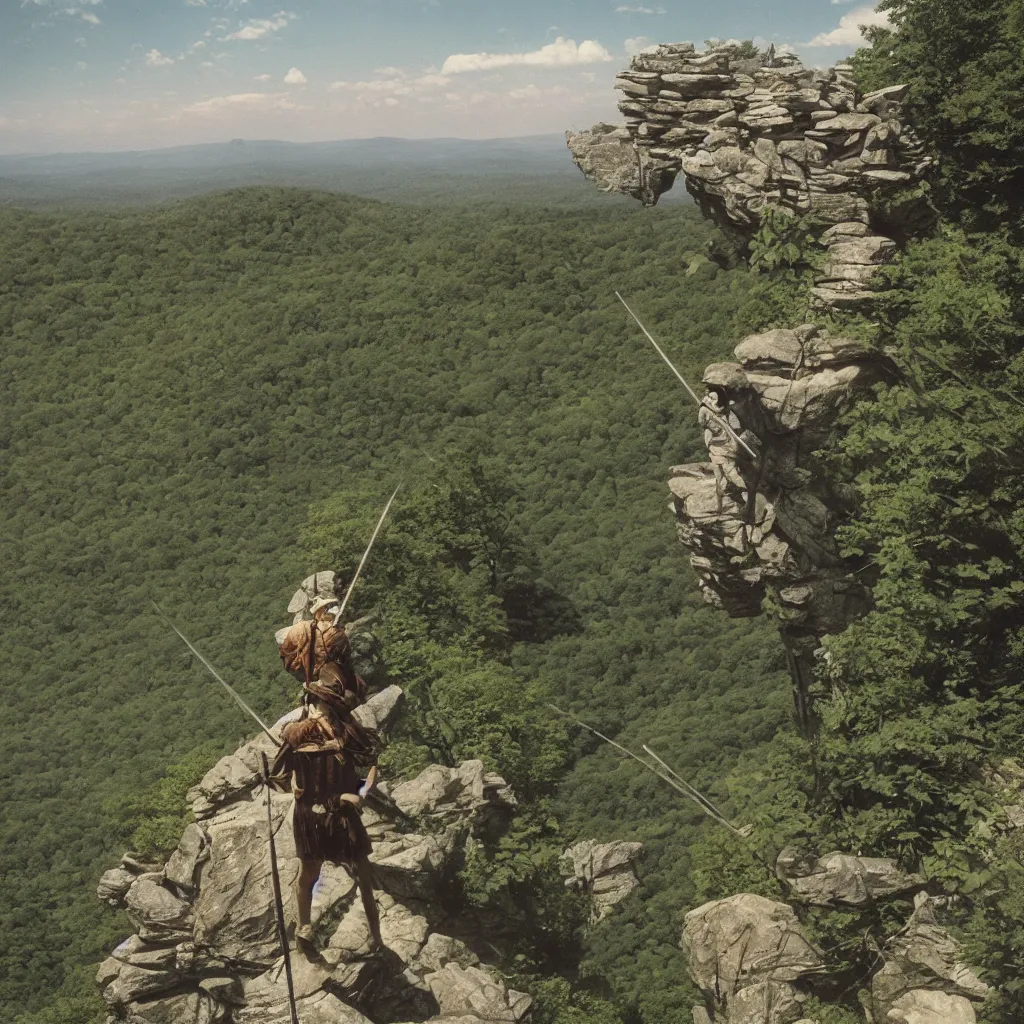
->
267, 669, 383, 957
698, 363, 761, 521
698, 386, 746, 509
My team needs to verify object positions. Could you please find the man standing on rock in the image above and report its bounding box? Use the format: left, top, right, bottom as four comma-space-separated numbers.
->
267, 669, 384, 957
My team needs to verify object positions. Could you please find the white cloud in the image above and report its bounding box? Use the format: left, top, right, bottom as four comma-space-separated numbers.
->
624, 36, 656, 56
225, 11, 294, 41
329, 69, 451, 98
615, 5, 666, 13
80, 10, 101, 24
283, 66, 306, 84
184, 92, 296, 115
807, 5, 890, 46
384, 97, 399, 106
145, 48, 175, 67
254, 72, 271, 81
441, 36, 613, 74
508, 83, 567, 100
186, 0, 206, 5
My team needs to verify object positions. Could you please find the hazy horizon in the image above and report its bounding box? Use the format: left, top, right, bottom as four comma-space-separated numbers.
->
0, 132, 569, 161
0, 131, 679, 209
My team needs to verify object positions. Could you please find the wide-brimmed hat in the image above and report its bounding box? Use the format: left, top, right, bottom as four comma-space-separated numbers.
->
310, 596, 340, 616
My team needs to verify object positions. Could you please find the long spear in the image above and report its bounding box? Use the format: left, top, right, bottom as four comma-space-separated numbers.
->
548, 704, 749, 839
614, 291, 758, 460
260, 753, 300, 1024
642, 744, 738, 831
155, 483, 403, 737
153, 601, 278, 744
334, 482, 403, 624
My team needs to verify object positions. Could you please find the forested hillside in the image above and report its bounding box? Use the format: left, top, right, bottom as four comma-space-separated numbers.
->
0, 189, 788, 1023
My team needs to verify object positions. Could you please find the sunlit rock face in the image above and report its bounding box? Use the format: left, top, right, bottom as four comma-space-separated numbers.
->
96, 703, 530, 1024
666, 323, 887, 729
566, 43, 936, 728
96, 578, 638, 1024
681, 891, 988, 1024
560, 839, 644, 923
566, 43, 933, 309
681, 893, 825, 1024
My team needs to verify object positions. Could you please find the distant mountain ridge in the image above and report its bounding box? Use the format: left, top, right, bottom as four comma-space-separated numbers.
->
0, 135, 574, 173
0, 134, 690, 208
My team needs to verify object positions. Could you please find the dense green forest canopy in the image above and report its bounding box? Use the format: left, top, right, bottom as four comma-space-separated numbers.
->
0, 187, 788, 1024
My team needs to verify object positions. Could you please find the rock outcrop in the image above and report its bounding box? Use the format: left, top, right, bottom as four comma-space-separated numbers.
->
863, 894, 988, 1024
96, 684, 533, 1024
776, 847, 923, 907
667, 324, 884, 729
566, 44, 932, 308
681, 890, 989, 1024
568, 38, 992, 1024
274, 570, 376, 657
98, 571, 657, 1023
560, 839, 644, 922
682, 894, 824, 1024
567, 46, 925, 726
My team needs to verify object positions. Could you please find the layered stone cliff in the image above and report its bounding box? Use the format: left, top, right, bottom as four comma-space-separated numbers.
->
565, 40, 997, 1024
567, 44, 933, 730
566, 43, 933, 308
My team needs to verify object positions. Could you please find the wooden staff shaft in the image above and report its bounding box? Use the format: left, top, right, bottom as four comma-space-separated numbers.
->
261, 753, 300, 1024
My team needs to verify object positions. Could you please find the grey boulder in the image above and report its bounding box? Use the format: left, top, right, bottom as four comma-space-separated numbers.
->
776, 846, 924, 906
561, 839, 644, 921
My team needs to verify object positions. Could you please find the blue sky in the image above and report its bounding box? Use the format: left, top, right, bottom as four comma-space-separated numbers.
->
1, 0, 887, 154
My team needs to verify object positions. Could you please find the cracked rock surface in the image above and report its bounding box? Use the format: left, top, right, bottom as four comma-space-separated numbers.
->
667, 324, 884, 718
864, 894, 988, 1024
96, 686, 533, 1024
566, 46, 926, 720
560, 840, 643, 922
776, 847, 924, 907
681, 894, 824, 1024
